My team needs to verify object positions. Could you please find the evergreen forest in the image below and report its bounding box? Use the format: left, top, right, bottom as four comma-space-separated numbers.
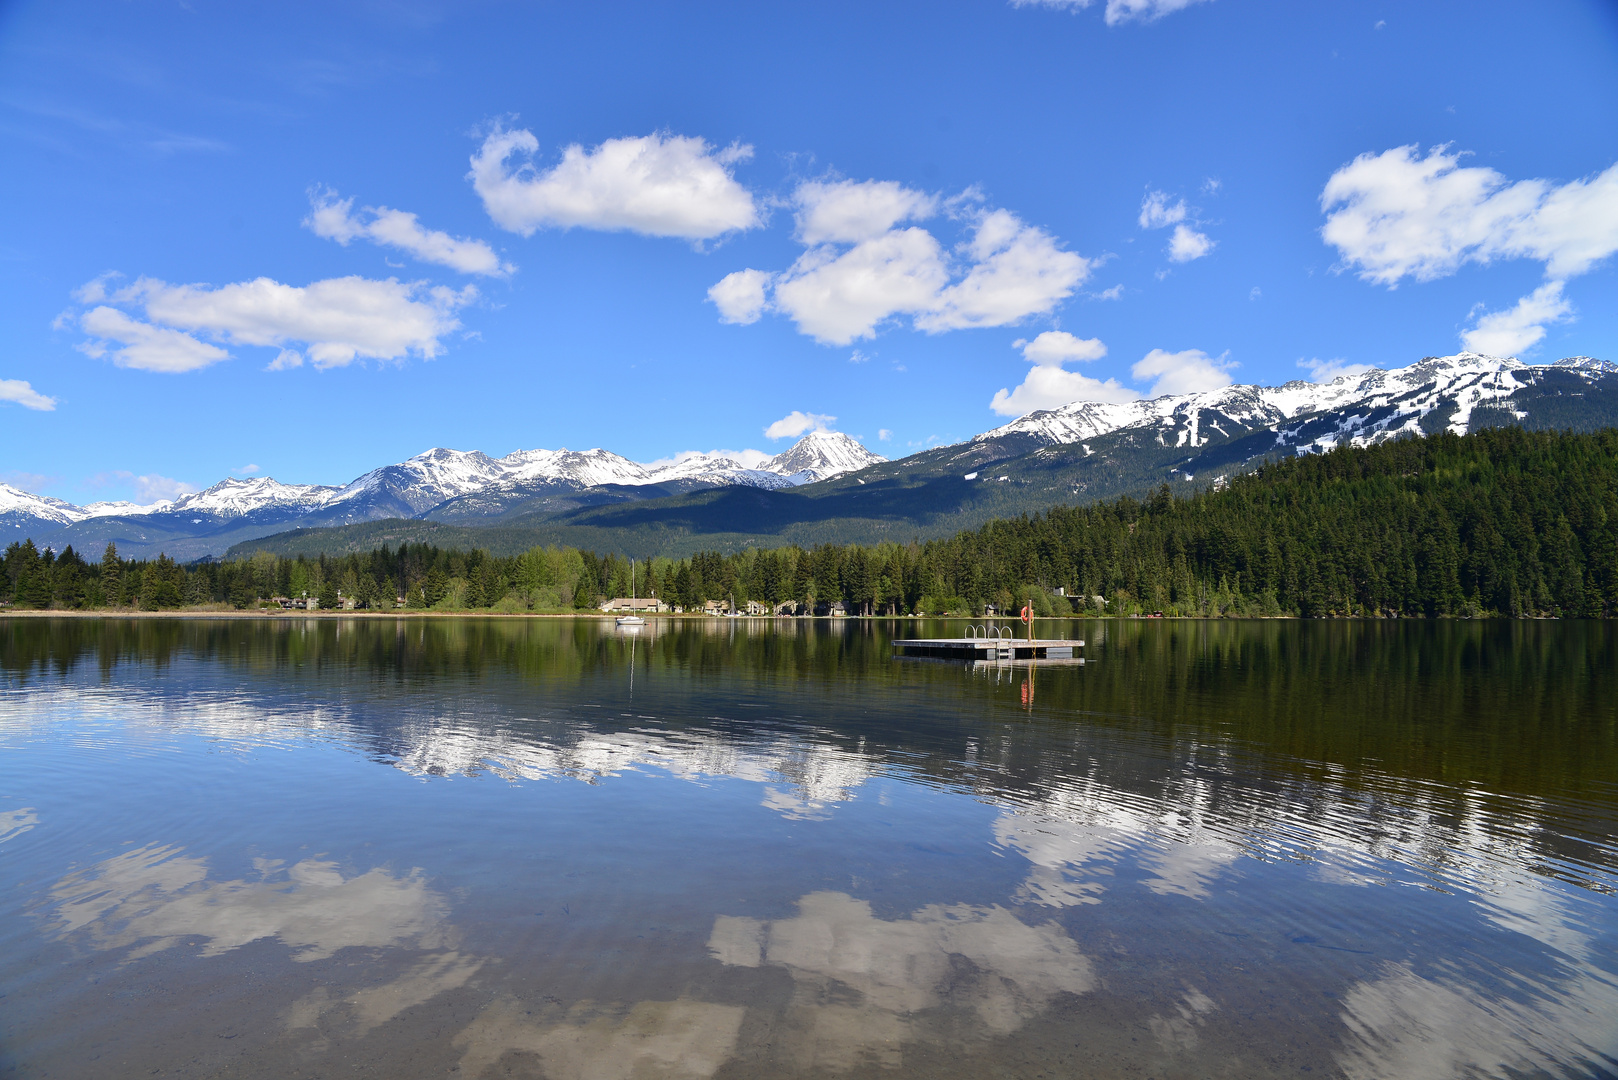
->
4, 427, 1616, 618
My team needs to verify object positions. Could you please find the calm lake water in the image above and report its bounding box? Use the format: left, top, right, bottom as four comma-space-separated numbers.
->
1, 616, 1615, 1079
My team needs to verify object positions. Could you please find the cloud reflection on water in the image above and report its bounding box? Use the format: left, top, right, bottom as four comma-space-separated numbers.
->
710, 891, 1094, 1068
51, 844, 450, 961
13, 667, 1618, 1079
0, 806, 39, 844
288, 950, 485, 1036
11, 681, 1614, 910
453, 997, 746, 1080
1336, 959, 1618, 1080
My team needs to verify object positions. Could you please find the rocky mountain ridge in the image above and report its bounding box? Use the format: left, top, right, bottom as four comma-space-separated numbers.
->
7, 352, 1615, 561
0, 431, 888, 556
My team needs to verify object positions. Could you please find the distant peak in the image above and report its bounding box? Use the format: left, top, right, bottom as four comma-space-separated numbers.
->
762, 430, 885, 483
1554, 356, 1617, 374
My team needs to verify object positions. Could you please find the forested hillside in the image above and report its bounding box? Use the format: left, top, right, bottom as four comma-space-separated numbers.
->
5, 428, 1616, 618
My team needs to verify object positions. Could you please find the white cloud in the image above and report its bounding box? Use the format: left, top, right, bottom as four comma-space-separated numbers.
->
0, 472, 56, 492
991, 367, 1139, 415
1102, 0, 1211, 23
267, 348, 304, 371
642, 447, 774, 470
79, 306, 231, 373
878, 428, 893, 441
707, 268, 772, 325
238, 464, 261, 475
468, 125, 759, 241
794, 179, 938, 244
717, 182, 1090, 346
80, 276, 474, 372
1017, 330, 1107, 364
1092, 283, 1124, 300
1141, 191, 1213, 262
990, 331, 1136, 415
1008, 0, 1212, 25
1297, 357, 1374, 383
1321, 145, 1618, 285
1138, 191, 1188, 229
306, 188, 512, 277
1131, 348, 1235, 396
764, 411, 836, 440
1460, 281, 1573, 357
919, 210, 1092, 332
72, 273, 119, 305
1167, 223, 1214, 262
771, 227, 949, 345
114, 472, 196, 503
0, 379, 58, 411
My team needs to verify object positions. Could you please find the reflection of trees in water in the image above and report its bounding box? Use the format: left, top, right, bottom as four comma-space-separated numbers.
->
6, 616, 1610, 796
5, 617, 1616, 892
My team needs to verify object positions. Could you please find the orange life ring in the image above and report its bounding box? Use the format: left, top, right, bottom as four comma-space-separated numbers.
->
1020, 605, 1032, 624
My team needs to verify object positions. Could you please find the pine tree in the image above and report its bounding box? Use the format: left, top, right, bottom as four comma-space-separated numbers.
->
101, 542, 121, 607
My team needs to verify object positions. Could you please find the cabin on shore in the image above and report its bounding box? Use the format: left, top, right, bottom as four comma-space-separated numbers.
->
601, 597, 666, 614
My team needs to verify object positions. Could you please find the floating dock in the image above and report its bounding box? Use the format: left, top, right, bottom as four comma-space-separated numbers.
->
891, 636, 1084, 662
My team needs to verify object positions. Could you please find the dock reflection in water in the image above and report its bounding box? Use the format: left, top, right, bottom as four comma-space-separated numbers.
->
0, 616, 1615, 1079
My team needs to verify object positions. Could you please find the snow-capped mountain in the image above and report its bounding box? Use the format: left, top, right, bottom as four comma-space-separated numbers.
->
499, 447, 650, 488
0, 485, 85, 532
81, 499, 173, 519
1, 486, 184, 536
980, 353, 1616, 455
11, 353, 1613, 560
6, 431, 889, 554
168, 477, 342, 519
760, 430, 887, 483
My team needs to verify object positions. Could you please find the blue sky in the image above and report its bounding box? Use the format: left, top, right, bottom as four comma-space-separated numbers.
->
2, 0, 1616, 506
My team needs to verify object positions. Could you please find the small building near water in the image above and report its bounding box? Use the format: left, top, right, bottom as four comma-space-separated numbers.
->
601, 597, 666, 614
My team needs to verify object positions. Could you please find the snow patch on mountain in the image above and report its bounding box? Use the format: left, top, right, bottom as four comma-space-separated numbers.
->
0, 485, 183, 530
499, 447, 650, 487
0, 484, 85, 528
643, 454, 798, 489
761, 430, 887, 483
981, 352, 1572, 452
11, 431, 884, 532
81, 500, 173, 518
335, 448, 506, 512
169, 477, 343, 518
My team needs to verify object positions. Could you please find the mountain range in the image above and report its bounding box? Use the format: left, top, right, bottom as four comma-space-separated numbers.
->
5, 352, 1616, 561
1, 430, 886, 560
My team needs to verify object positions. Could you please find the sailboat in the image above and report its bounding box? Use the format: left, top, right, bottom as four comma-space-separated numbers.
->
616, 558, 646, 626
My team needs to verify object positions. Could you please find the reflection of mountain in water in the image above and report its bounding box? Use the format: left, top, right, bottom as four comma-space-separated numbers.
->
9, 616, 1618, 1079
6, 616, 1615, 904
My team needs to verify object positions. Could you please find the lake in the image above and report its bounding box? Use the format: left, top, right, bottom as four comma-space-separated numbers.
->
1, 616, 1615, 1079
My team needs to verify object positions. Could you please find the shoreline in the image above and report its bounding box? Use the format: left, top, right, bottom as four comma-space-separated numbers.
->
0, 610, 1549, 621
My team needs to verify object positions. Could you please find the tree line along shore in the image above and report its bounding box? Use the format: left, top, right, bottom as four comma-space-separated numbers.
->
4, 427, 1615, 619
